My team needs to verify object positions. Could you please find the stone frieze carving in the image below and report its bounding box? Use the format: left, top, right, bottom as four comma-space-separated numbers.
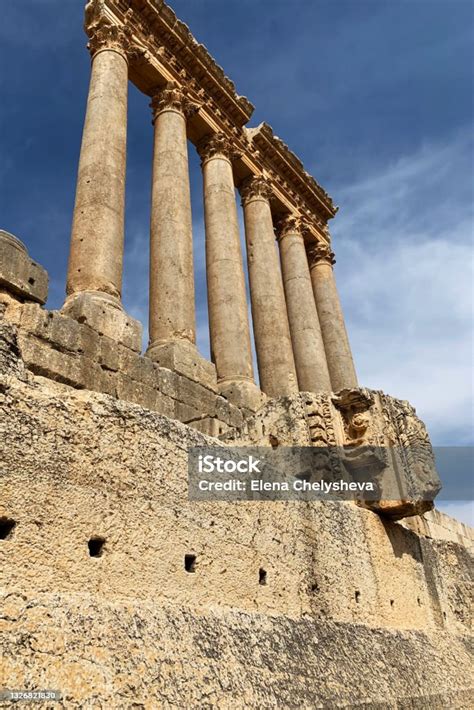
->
224, 389, 441, 519
331, 388, 440, 518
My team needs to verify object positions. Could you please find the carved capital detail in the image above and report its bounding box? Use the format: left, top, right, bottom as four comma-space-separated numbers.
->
150, 84, 201, 122
274, 214, 304, 241
239, 176, 273, 206
307, 240, 336, 268
85, 0, 138, 60
196, 133, 239, 165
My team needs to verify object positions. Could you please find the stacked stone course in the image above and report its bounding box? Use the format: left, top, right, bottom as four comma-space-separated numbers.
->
0, 2, 472, 706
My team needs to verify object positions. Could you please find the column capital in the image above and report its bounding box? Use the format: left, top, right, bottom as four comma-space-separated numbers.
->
196, 133, 239, 166
307, 240, 336, 268
85, 1, 136, 61
150, 84, 201, 123
274, 214, 306, 242
239, 176, 273, 206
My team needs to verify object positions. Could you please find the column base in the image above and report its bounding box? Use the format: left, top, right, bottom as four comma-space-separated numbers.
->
146, 339, 217, 391
218, 378, 266, 413
62, 291, 142, 352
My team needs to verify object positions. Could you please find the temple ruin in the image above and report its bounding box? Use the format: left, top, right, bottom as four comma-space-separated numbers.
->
0, 0, 472, 706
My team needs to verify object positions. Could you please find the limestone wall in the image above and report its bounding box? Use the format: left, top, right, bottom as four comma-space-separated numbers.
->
0, 320, 471, 630
0, 290, 244, 437
403, 508, 474, 552
1, 321, 473, 706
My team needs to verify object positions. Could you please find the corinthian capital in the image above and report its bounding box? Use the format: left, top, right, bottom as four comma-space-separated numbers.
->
85, 0, 135, 60
196, 133, 239, 165
150, 84, 201, 122
274, 214, 304, 241
307, 240, 336, 267
239, 176, 273, 206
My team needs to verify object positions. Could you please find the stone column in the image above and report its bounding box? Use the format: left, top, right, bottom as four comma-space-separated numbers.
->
307, 241, 358, 392
145, 86, 215, 389
240, 177, 298, 398
62, 16, 141, 351
276, 215, 331, 393
197, 134, 262, 410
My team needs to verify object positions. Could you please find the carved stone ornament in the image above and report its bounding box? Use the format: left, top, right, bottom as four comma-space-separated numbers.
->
150, 84, 201, 122
239, 176, 273, 206
84, 0, 138, 60
307, 240, 336, 267
274, 214, 304, 241
196, 133, 240, 165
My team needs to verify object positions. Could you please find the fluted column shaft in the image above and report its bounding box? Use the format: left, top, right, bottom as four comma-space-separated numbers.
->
240, 177, 298, 398
198, 135, 261, 410
308, 242, 358, 391
66, 47, 128, 303
147, 87, 197, 354
276, 216, 332, 393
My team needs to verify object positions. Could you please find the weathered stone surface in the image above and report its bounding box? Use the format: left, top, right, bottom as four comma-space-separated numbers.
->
148, 89, 198, 354
66, 48, 128, 305
0, 594, 472, 709
0, 329, 472, 707
146, 338, 217, 391
0, 309, 227, 430
0, 230, 48, 304
308, 242, 358, 392
116, 372, 175, 418
240, 177, 298, 398
402, 508, 474, 552
218, 378, 266, 414
62, 291, 142, 353
276, 216, 332, 393
225, 389, 441, 519
199, 138, 258, 398
2, 0, 468, 704
333, 388, 441, 519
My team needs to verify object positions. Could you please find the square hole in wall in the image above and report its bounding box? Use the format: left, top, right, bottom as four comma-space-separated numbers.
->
185, 554, 196, 573
88, 537, 105, 557
0, 517, 16, 540
259, 568, 267, 585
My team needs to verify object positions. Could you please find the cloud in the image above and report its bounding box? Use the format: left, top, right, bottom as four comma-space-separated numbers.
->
330, 129, 473, 446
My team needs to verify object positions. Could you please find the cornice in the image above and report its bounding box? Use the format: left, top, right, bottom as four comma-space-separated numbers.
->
101, 0, 254, 129
246, 124, 337, 221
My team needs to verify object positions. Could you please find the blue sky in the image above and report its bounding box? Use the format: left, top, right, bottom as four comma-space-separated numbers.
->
1, 1, 473, 522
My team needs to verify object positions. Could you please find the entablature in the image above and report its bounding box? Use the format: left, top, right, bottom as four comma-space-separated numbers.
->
96, 0, 254, 131
85, 0, 335, 249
